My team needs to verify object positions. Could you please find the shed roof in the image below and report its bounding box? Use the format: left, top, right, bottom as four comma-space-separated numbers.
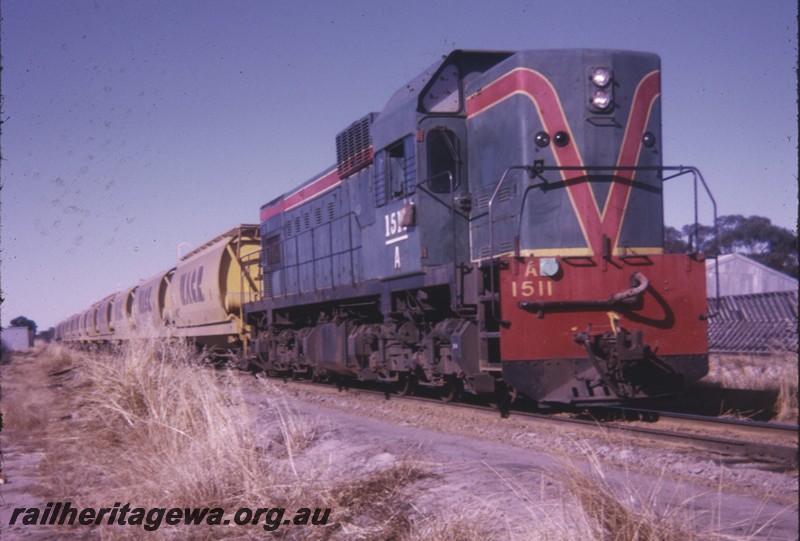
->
706, 253, 798, 296
707, 290, 798, 353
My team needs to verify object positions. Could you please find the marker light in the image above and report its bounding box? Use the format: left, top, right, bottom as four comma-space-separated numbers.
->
535, 132, 550, 148
591, 67, 611, 88
642, 132, 656, 148
553, 131, 570, 147
591, 90, 612, 110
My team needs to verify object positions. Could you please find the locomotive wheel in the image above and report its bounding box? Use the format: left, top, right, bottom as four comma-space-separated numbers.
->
396, 373, 417, 396
494, 386, 518, 418
440, 376, 464, 403
486, 381, 517, 416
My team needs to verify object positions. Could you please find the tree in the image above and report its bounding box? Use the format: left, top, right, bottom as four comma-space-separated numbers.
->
666, 215, 798, 277
664, 226, 689, 254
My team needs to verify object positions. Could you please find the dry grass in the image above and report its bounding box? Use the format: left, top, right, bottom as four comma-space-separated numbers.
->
474, 432, 793, 541
404, 511, 501, 541
773, 352, 799, 422
39, 338, 275, 537
1, 343, 79, 436
706, 352, 798, 422
543, 434, 799, 541
23, 339, 490, 540
556, 466, 696, 540
312, 460, 428, 540
706, 352, 798, 391
11, 340, 793, 540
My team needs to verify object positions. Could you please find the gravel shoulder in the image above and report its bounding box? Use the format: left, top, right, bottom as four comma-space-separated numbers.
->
250, 377, 798, 539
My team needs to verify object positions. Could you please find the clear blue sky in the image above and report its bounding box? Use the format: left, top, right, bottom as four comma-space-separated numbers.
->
2, 0, 797, 330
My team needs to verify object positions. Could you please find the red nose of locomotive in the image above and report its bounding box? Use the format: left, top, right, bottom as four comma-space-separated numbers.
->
466, 51, 709, 404
498, 254, 708, 403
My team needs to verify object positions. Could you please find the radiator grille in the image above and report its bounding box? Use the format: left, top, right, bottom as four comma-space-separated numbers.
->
336, 113, 376, 178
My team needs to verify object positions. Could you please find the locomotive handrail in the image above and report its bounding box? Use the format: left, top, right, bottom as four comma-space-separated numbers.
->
661, 165, 720, 316
518, 271, 649, 317
487, 165, 546, 321
485, 164, 718, 320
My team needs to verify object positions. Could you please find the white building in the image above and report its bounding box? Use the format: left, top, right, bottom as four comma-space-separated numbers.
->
1, 326, 34, 351
706, 253, 798, 297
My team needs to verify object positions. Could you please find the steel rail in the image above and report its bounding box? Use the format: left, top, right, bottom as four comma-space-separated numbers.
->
273, 376, 798, 467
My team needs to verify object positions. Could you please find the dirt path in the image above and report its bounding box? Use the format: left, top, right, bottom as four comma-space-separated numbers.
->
1, 349, 73, 539
253, 379, 799, 539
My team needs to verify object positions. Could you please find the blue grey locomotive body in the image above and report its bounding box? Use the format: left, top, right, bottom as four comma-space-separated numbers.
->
245, 49, 709, 404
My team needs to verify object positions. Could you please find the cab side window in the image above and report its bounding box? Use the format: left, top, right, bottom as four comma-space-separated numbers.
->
426, 128, 458, 194
375, 135, 416, 206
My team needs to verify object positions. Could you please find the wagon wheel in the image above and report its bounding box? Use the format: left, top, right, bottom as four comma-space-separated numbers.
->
310, 367, 326, 383
396, 373, 417, 396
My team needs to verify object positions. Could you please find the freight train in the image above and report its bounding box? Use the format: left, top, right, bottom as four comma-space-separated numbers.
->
56, 49, 712, 406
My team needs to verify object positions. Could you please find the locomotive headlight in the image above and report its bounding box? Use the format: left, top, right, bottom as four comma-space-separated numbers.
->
591, 90, 612, 110
591, 67, 612, 88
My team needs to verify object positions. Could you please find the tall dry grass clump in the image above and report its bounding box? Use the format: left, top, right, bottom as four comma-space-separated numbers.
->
773, 351, 798, 423
535, 439, 794, 541
556, 467, 696, 540
475, 456, 695, 541
706, 351, 798, 423
39, 338, 283, 539
35, 339, 452, 540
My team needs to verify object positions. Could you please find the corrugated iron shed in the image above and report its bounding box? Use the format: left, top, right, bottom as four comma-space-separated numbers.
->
707, 291, 798, 353
706, 253, 798, 296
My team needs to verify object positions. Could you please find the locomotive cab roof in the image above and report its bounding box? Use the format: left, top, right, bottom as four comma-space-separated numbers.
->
371, 50, 513, 150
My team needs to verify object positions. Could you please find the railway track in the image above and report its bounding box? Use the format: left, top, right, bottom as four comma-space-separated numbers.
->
575, 407, 798, 466
275, 377, 798, 468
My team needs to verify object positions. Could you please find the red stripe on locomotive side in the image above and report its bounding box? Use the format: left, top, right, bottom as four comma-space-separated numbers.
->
260, 169, 341, 222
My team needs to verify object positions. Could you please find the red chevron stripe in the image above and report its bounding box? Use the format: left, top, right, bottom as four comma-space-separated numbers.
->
468, 68, 598, 251
603, 71, 660, 249
466, 68, 660, 254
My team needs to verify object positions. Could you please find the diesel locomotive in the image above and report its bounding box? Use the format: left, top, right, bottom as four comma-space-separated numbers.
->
57, 49, 712, 406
